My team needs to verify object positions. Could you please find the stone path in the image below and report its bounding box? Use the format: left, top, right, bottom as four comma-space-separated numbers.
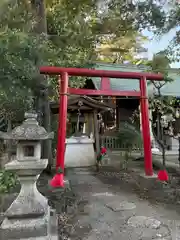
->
69, 168, 180, 240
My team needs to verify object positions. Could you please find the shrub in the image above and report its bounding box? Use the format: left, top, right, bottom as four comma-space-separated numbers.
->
0, 170, 18, 193
117, 122, 143, 168
117, 122, 142, 151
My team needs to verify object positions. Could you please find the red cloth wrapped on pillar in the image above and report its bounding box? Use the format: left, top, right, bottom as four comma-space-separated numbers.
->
101, 147, 107, 155
50, 168, 64, 188
157, 170, 169, 182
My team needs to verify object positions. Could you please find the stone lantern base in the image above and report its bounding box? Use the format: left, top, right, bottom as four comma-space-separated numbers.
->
1, 207, 58, 239
0, 159, 58, 240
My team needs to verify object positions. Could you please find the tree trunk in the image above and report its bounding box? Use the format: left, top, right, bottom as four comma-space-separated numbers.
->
157, 112, 161, 140
30, 0, 47, 34
93, 110, 100, 153
30, 0, 52, 172
157, 87, 166, 167
162, 143, 166, 167
42, 88, 52, 172
7, 119, 12, 161
157, 88, 162, 140
178, 136, 180, 166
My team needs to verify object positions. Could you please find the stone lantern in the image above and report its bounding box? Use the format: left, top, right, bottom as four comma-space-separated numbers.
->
0, 112, 56, 240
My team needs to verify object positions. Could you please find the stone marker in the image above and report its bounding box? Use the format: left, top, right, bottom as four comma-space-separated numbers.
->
0, 112, 57, 240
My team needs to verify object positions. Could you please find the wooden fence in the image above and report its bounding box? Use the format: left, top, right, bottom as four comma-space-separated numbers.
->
100, 136, 143, 151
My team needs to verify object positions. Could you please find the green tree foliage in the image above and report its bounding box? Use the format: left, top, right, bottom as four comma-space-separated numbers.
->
132, 52, 175, 132
46, 0, 167, 72
146, 52, 176, 167
96, 32, 148, 63
150, 0, 180, 63
46, 0, 98, 89
0, 0, 170, 121
151, 51, 170, 75
146, 52, 175, 116
93, 0, 166, 63
0, 0, 56, 122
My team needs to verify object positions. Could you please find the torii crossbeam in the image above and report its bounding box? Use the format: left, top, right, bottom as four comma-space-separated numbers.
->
40, 66, 163, 187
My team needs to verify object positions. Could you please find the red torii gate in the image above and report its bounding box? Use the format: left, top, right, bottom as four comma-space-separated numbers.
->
40, 66, 163, 186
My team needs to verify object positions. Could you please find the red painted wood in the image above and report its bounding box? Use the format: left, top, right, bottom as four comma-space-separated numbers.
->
68, 88, 141, 97
56, 73, 68, 175
100, 77, 111, 90
140, 76, 153, 176
39, 65, 164, 182
40, 66, 163, 81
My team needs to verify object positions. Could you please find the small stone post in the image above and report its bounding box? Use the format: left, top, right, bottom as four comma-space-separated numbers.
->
0, 112, 57, 240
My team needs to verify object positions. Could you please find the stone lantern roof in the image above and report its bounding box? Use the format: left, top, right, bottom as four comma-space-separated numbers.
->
0, 112, 54, 140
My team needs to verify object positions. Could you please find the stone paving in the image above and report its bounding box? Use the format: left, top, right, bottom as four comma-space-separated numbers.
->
69, 168, 180, 240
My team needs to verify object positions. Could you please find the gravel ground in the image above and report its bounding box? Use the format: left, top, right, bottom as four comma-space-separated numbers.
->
94, 164, 180, 207
1, 164, 180, 239
67, 167, 180, 240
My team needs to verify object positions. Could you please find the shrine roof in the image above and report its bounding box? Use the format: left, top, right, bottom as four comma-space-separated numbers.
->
91, 63, 180, 97
50, 95, 114, 114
